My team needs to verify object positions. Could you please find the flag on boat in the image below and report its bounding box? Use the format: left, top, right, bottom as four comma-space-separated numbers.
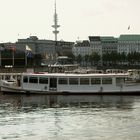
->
26, 45, 32, 51
25, 45, 32, 58
128, 25, 130, 30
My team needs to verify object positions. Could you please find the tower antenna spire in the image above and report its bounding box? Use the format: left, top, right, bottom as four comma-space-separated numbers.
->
52, 0, 60, 41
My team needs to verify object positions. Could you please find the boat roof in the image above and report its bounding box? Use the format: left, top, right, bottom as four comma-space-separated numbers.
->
0, 73, 21, 75
22, 72, 129, 77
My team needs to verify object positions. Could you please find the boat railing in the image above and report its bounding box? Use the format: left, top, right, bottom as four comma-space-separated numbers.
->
106, 69, 126, 74
65, 69, 104, 74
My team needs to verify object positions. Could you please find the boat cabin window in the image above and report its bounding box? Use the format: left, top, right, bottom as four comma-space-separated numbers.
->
39, 77, 48, 84
91, 78, 101, 84
58, 78, 68, 85
116, 77, 125, 84
125, 77, 132, 81
102, 78, 112, 84
29, 77, 38, 83
69, 78, 79, 85
23, 76, 28, 83
5, 75, 10, 80
80, 78, 89, 85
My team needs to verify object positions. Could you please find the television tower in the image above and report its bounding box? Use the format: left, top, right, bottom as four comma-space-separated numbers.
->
52, 0, 60, 41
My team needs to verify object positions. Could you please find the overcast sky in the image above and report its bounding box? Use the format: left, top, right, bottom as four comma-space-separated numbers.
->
0, 0, 140, 42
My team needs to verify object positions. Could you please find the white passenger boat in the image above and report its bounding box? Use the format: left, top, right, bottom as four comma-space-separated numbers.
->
1, 72, 140, 95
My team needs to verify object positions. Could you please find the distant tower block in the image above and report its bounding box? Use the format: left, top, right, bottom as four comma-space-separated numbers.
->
52, 0, 60, 41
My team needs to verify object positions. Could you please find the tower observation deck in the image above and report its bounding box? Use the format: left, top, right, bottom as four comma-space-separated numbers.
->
52, 0, 60, 41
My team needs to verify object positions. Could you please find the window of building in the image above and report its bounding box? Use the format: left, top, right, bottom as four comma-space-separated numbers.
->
69, 78, 79, 85
39, 77, 48, 84
102, 78, 112, 84
23, 76, 28, 83
58, 78, 68, 85
91, 78, 101, 84
29, 77, 38, 83
80, 78, 89, 85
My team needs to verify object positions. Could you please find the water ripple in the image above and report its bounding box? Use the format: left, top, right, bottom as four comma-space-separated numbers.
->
0, 95, 140, 140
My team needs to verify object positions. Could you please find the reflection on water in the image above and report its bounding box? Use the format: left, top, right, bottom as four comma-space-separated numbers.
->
0, 92, 136, 108
0, 92, 140, 140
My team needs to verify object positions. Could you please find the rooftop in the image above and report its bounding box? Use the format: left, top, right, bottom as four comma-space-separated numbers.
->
89, 36, 117, 42
119, 34, 140, 41
100, 36, 118, 42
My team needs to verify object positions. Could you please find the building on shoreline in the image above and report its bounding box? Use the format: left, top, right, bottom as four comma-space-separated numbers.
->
1, 34, 140, 68
0, 36, 74, 67
118, 35, 140, 54
72, 34, 140, 67
16, 36, 74, 66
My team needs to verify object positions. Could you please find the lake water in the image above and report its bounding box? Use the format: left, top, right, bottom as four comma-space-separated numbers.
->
0, 93, 140, 140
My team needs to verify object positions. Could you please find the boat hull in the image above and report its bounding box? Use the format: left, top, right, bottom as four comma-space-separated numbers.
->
1, 85, 140, 96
